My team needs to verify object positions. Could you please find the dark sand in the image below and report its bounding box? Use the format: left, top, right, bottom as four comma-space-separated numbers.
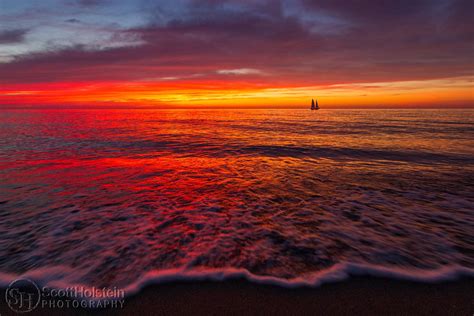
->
1, 277, 473, 315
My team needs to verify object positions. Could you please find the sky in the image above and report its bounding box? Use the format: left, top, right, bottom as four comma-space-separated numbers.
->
0, 0, 472, 108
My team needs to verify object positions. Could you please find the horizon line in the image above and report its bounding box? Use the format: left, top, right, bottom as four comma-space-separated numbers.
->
1, 105, 474, 110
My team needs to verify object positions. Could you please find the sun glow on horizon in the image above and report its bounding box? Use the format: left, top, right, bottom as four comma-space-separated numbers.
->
1, 76, 472, 108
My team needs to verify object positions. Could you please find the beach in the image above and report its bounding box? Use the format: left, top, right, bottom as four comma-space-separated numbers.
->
117, 277, 474, 316
0, 109, 473, 315
2, 0, 473, 314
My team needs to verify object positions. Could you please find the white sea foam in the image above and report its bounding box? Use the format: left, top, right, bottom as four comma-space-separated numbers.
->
1, 263, 473, 300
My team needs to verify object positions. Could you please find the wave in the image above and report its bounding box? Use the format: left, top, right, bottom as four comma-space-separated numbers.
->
1, 263, 473, 300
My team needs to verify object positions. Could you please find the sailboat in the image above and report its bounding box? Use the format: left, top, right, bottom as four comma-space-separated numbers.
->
311, 99, 320, 110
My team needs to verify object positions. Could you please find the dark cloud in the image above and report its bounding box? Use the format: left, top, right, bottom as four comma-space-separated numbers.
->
77, 0, 102, 6
65, 18, 81, 23
301, 0, 432, 20
0, 0, 472, 85
0, 29, 28, 44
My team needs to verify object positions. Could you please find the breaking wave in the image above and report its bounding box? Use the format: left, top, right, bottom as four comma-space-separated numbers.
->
1, 263, 473, 299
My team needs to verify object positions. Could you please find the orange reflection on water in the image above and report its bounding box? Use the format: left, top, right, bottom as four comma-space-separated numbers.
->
0, 109, 472, 286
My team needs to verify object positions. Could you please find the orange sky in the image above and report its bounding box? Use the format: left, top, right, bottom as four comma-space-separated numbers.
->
1, 0, 473, 108
1, 76, 472, 108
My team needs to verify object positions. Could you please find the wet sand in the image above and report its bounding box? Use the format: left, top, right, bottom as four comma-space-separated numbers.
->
1, 276, 473, 315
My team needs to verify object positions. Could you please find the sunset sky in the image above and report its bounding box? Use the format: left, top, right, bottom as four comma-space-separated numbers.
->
0, 0, 472, 108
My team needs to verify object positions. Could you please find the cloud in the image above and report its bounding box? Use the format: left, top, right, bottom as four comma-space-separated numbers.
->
0, 0, 472, 88
65, 18, 81, 23
77, 0, 102, 6
217, 68, 263, 75
0, 29, 28, 44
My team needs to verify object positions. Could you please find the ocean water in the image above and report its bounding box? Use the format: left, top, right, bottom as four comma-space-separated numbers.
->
0, 109, 473, 292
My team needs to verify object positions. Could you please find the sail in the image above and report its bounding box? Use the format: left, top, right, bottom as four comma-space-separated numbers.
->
315, 100, 319, 109
311, 99, 315, 110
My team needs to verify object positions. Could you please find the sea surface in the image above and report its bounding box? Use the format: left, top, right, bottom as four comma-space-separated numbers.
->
0, 109, 473, 292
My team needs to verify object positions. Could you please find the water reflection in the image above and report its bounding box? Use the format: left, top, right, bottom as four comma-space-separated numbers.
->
0, 109, 472, 287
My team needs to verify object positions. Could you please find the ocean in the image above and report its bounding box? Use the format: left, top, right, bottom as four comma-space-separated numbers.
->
0, 109, 473, 293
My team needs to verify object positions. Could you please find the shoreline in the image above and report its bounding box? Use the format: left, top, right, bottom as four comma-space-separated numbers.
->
1, 276, 472, 315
